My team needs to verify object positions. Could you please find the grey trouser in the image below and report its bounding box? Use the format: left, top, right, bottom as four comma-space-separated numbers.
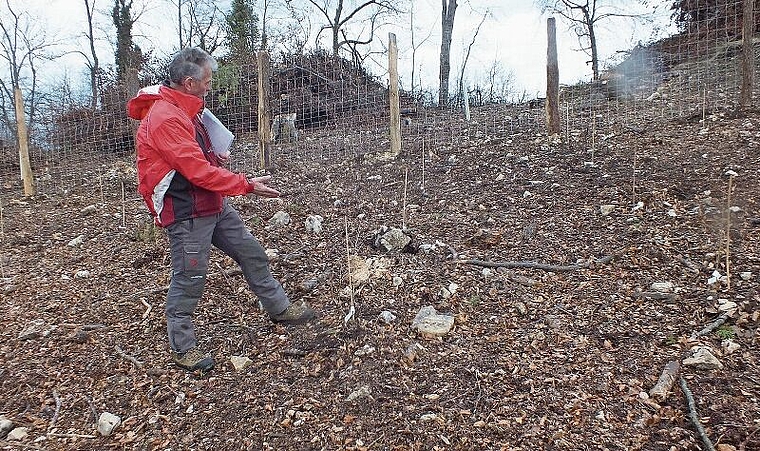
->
164, 200, 289, 353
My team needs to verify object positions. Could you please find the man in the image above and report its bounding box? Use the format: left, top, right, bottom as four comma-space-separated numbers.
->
126, 47, 314, 372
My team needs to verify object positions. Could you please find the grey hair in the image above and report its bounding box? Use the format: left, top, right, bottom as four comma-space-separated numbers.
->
168, 47, 218, 84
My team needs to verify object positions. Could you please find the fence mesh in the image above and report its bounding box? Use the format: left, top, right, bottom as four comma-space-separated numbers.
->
0, 1, 755, 215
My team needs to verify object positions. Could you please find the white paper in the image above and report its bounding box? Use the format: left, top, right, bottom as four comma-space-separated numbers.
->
201, 108, 234, 158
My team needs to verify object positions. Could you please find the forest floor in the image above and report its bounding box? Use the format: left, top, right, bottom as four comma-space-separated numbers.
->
0, 101, 759, 451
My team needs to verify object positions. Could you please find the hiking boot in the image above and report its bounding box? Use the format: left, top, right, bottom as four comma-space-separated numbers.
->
270, 301, 315, 325
172, 347, 215, 372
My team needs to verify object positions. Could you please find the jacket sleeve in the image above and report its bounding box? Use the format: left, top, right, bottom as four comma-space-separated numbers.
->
150, 116, 254, 196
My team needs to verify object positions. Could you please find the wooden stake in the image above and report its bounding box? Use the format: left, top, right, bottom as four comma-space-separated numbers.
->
740, 0, 755, 110
388, 32, 401, 157
14, 87, 35, 196
257, 51, 272, 169
546, 18, 560, 135
121, 180, 126, 228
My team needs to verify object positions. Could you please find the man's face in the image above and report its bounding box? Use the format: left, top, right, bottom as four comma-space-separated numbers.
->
181, 63, 213, 99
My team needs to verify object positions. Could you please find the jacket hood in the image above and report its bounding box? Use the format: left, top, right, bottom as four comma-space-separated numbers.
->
126, 84, 204, 120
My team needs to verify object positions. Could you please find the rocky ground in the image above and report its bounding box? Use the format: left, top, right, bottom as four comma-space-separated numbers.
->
0, 100, 758, 450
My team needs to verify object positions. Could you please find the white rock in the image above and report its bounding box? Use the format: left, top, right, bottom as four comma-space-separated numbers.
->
230, 356, 253, 371
721, 339, 741, 355
717, 299, 738, 313
357, 213, 366, 220
667, 209, 677, 217
18, 319, 48, 340
729, 206, 742, 213
392, 276, 403, 287
420, 413, 438, 422
523, 190, 532, 198
0, 417, 13, 433
346, 386, 371, 402
354, 344, 375, 356
80, 205, 97, 215
6, 427, 28, 441
374, 227, 411, 252
378, 311, 397, 324
264, 248, 279, 260
600, 205, 615, 216
632, 201, 644, 211
67, 234, 85, 247
305, 215, 323, 234
650, 282, 674, 293
412, 306, 454, 337
75, 270, 91, 279
682, 346, 723, 370
97, 412, 121, 437
740, 272, 752, 281
267, 211, 291, 229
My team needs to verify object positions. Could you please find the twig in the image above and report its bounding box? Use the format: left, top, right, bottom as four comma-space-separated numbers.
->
344, 216, 355, 325
49, 389, 62, 429
47, 432, 97, 439
680, 377, 716, 451
121, 180, 126, 228
0, 440, 46, 450
402, 168, 408, 230
114, 345, 144, 369
725, 173, 734, 290
140, 298, 152, 320
691, 312, 730, 339
460, 254, 615, 272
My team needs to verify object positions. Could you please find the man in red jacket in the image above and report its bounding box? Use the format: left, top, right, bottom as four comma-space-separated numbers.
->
127, 47, 314, 372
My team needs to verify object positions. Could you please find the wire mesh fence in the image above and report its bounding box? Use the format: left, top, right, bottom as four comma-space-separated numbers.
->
0, 1, 755, 211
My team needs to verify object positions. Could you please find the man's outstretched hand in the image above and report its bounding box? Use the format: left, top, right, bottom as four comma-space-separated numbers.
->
249, 175, 281, 198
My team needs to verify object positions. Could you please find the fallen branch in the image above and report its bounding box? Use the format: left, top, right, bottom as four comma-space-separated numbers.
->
680, 377, 716, 451
0, 440, 46, 450
47, 432, 97, 439
649, 361, 680, 401
115, 345, 144, 369
140, 299, 152, 320
49, 389, 62, 429
460, 254, 615, 272
691, 312, 730, 339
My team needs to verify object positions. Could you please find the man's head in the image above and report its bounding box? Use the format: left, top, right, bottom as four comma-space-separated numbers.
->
168, 47, 217, 99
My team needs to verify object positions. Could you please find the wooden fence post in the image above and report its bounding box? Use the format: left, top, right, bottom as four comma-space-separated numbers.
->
14, 87, 35, 196
740, 0, 755, 110
388, 32, 401, 158
546, 17, 560, 136
257, 51, 272, 169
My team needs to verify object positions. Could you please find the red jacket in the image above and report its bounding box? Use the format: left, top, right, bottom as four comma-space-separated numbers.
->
126, 85, 254, 227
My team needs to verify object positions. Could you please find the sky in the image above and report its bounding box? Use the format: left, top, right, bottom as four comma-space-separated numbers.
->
13, 0, 677, 100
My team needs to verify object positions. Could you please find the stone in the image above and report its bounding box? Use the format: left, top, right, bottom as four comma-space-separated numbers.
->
267, 211, 291, 229
378, 311, 397, 324
67, 234, 85, 247
650, 282, 674, 293
600, 205, 615, 216
6, 427, 28, 441
682, 346, 723, 370
230, 356, 253, 371
0, 416, 13, 434
305, 215, 323, 234
717, 299, 738, 313
18, 319, 48, 340
740, 271, 752, 281
392, 276, 403, 287
374, 227, 411, 252
721, 339, 741, 355
716, 444, 737, 451
75, 270, 91, 279
346, 386, 371, 402
80, 205, 97, 215
354, 345, 375, 357
97, 412, 121, 437
403, 342, 423, 363
412, 306, 454, 338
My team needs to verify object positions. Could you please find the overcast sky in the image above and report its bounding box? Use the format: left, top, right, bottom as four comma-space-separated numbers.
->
17, 0, 676, 99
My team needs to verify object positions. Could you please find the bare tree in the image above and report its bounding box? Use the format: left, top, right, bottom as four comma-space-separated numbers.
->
409, 2, 434, 97
79, 0, 102, 108
304, 0, 402, 62
438, 0, 456, 106
0, 0, 59, 134
541, 0, 647, 80
456, 11, 488, 106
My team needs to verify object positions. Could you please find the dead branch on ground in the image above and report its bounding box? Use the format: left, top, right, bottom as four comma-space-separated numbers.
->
460, 254, 615, 272
680, 377, 716, 451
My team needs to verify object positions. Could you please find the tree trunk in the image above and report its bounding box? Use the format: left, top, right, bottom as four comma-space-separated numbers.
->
332, 0, 344, 55
583, 7, 599, 80
438, 0, 457, 106
84, 0, 100, 109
